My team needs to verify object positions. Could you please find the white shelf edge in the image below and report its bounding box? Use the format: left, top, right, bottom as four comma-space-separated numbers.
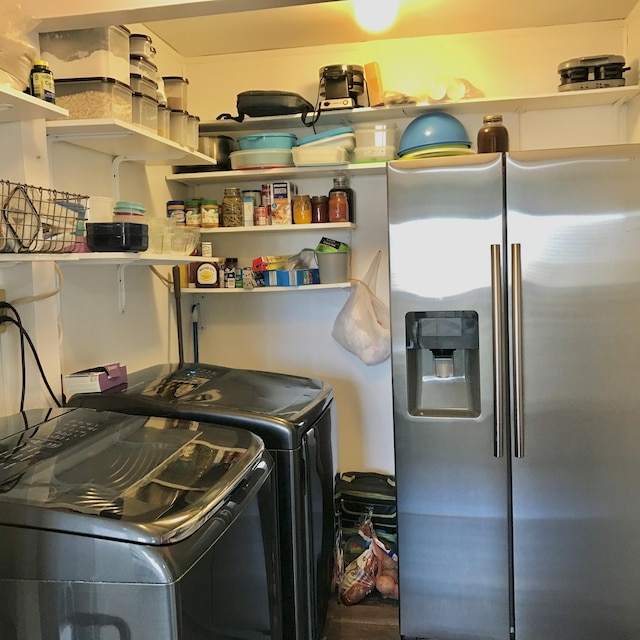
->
45, 118, 216, 166
184, 282, 352, 293
0, 252, 198, 266
0, 85, 68, 123
200, 222, 355, 234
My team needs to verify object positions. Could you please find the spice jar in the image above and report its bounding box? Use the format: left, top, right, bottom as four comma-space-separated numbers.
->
221, 187, 243, 227
311, 195, 329, 223
328, 190, 349, 223
293, 195, 312, 224
329, 176, 355, 222
477, 114, 509, 153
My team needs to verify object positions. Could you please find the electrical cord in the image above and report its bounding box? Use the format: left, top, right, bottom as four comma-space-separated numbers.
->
8, 262, 64, 306
0, 303, 61, 409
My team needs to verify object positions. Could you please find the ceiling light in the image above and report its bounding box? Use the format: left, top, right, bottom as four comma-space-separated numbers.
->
353, 0, 400, 32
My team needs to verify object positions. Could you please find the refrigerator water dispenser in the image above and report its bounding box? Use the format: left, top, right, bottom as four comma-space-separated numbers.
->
405, 311, 480, 417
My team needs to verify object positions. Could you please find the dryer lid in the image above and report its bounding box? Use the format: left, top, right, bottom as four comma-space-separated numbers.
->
0, 407, 264, 544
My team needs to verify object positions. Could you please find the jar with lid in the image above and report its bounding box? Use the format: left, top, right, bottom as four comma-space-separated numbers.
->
30, 59, 55, 103
167, 199, 186, 224
328, 190, 349, 223
293, 195, 312, 224
477, 114, 509, 153
329, 176, 355, 222
221, 187, 243, 227
185, 199, 202, 227
310, 195, 329, 223
200, 199, 219, 228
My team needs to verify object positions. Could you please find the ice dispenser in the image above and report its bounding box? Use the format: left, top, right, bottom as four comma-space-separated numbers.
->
405, 311, 480, 417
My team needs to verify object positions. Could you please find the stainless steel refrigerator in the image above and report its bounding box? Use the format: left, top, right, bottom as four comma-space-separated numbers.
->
387, 145, 640, 640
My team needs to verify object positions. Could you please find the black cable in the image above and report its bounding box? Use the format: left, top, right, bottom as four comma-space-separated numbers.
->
0, 302, 27, 410
0, 313, 61, 408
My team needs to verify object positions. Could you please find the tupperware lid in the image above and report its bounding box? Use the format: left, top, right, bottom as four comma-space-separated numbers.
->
0, 407, 264, 545
130, 33, 153, 42
114, 200, 145, 213
130, 73, 159, 89
297, 126, 354, 146
129, 54, 158, 71
55, 77, 132, 89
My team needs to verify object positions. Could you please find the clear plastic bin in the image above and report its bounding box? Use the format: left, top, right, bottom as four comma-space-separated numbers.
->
130, 54, 157, 83
163, 76, 189, 111
130, 73, 158, 99
39, 26, 130, 86
55, 77, 132, 122
158, 105, 171, 138
169, 109, 188, 146
187, 114, 200, 151
129, 33, 153, 59
132, 92, 158, 132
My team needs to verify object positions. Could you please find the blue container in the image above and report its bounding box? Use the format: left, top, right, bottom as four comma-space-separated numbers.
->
237, 132, 297, 150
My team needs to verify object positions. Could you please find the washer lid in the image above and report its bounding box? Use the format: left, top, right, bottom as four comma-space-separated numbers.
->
0, 407, 264, 544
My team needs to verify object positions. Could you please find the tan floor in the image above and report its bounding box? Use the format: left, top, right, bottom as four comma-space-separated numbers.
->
322, 594, 400, 640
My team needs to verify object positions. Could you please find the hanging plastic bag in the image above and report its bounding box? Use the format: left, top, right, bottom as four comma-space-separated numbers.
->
331, 250, 390, 366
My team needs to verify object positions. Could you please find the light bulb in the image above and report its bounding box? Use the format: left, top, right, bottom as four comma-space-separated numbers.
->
353, 0, 400, 33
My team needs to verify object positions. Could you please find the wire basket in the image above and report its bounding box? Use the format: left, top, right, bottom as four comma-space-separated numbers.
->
0, 180, 88, 253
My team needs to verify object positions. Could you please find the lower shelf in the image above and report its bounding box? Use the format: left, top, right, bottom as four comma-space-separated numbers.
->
183, 282, 352, 293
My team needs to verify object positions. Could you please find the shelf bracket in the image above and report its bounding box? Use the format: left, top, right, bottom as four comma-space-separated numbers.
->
111, 153, 187, 201
117, 263, 127, 313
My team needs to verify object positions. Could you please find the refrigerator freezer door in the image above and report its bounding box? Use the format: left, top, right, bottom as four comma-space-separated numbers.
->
507, 146, 640, 639
388, 154, 511, 639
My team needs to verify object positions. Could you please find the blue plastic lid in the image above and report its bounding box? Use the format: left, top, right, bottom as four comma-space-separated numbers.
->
114, 200, 146, 213
297, 126, 354, 146
238, 132, 297, 141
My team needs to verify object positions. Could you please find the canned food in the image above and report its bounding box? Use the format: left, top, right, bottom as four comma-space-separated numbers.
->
254, 205, 269, 226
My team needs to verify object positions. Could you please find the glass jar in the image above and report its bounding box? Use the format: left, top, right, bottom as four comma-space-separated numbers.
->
311, 195, 329, 223
328, 190, 349, 223
477, 114, 509, 153
221, 187, 243, 227
293, 194, 312, 224
200, 199, 219, 228
329, 176, 355, 222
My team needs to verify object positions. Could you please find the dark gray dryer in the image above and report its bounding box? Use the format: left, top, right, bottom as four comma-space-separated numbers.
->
0, 406, 281, 640
67, 362, 338, 640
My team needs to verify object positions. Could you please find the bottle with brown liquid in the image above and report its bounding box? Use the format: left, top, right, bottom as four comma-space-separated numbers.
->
477, 114, 509, 153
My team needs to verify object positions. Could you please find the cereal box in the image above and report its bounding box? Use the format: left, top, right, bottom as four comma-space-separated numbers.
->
270, 181, 296, 225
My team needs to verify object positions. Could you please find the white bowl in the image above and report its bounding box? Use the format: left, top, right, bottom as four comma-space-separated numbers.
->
230, 148, 293, 170
292, 146, 350, 166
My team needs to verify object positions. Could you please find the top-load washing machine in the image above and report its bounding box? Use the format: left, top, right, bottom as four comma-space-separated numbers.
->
0, 406, 281, 640
67, 362, 338, 640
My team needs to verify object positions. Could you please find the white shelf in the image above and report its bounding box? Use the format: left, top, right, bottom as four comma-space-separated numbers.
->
0, 85, 68, 123
0, 252, 199, 266
167, 162, 386, 184
185, 282, 352, 293
45, 119, 216, 166
200, 222, 354, 234
200, 86, 640, 134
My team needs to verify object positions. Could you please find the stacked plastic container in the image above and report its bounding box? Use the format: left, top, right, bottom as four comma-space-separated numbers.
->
128, 33, 159, 132
352, 123, 398, 162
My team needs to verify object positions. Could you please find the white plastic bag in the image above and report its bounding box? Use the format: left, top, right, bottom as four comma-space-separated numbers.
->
0, 3, 38, 91
331, 250, 390, 366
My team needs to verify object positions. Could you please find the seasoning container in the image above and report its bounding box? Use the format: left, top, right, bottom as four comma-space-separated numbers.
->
200, 199, 219, 228
185, 199, 202, 227
167, 199, 186, 224
311, 195, 329, 223
329, 176, 355, 222
477, 114, 509, 153
328, 190, 349, 223
30, 59, 55, 103
195, 241, 220, 288
221, 187, 244, 227
293, 195, 312, 224
223, 257, 238, 288
242, 197, 255, 227
254, 205, 269, 226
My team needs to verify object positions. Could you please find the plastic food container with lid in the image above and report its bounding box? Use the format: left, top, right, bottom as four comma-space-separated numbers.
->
163, 76, 189, 111
169, 109, 189, 146
230, 148, 294, 170
132, 92, 158, 132
353, 145, 396, 162
129, 55, 158, 83
39, 25, 130, 86
55, 77, 132, 122
129, 74, 158, 100
296, 126, 356, 151
157, 105, 170, 138
354, 122, 398, 149
187, 114, 200, 151
237, 132, 297, 150
292, 146, 349, 166
129, 33, 153, 59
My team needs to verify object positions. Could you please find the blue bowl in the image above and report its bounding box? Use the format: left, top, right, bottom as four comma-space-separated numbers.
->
398, 112, 470, 156
238, 132, 297, 150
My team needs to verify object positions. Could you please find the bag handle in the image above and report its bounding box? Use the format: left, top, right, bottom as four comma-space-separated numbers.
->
357, 250, 383, 292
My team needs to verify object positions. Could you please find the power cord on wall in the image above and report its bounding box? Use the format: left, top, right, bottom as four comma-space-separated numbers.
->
0, 302, 62, 411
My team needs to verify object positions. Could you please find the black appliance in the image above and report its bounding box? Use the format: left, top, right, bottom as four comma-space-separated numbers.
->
557, 54, 629, 91
67, 362, 338, 640
318, 64, 365, 109
0, 406, 280, 640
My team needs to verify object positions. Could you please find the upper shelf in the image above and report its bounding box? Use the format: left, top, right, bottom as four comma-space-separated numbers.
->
0, 85, 68, 123
200, 86, 640, 134
45, 119, 216, 166
0, 252, 199, 266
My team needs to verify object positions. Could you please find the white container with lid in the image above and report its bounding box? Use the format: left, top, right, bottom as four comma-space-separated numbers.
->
353, 122, 398, 149
186, 114, 200, 151
129, 55, 157, 83
163, 76, 189, 111
129, 33, 153, 59
39, 26, 131, 86
129, 73, 158, 100
132, 92, 158, 132
55, 77, 132, 122
157, 105, 170, 138
169, 109, 189, 146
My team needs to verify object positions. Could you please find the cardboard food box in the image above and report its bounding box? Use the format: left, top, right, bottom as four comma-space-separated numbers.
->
270, 181, 297, 225
252, 255, 291, 271
263, 268, 320, 286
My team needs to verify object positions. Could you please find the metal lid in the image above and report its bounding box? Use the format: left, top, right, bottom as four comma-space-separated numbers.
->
0, 407, 264, 544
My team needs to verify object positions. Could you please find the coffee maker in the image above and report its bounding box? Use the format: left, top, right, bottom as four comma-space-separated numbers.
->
318, 64, 365, 110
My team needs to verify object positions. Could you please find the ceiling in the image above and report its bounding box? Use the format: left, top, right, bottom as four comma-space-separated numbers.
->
144, 0, 639, 58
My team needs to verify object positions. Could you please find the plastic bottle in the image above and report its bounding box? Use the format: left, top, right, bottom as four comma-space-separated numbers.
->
329, 177, 355, 222
30, 59, 55, 103
221, 187, 243, 227
477, 114, 509, 153
293, 195, 312, 224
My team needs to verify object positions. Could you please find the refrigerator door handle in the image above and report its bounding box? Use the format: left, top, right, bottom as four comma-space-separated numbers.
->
511, 243, 525, 457
491, 244, 505, 458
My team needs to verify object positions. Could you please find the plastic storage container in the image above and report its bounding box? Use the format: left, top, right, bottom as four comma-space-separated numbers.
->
187, 114, 200, 151
129, 54, 157, 83
169, 109, 188, 146
39, 26, 131, 86
129, 33, 153, 59
353, 123, 397, 148
86, 222, 148, 252
132, 92, 158, 132
237, 132, 297, 150
55, 77, 132, 122
129, 74, 157, 100
230, 149, 293, 170
157, 105, 170, 138
163, 76, 189, 110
